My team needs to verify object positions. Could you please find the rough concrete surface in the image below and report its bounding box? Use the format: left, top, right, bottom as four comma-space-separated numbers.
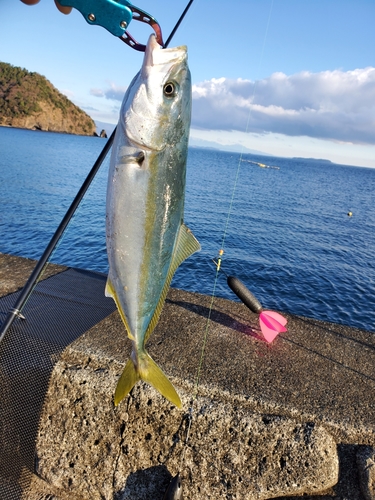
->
0, 253, 66, 296
33, 287, 374, 499
357, 446, 375, 500
23, 471, 84, 500
35, 350, 338, 499
1, 254, 374, 499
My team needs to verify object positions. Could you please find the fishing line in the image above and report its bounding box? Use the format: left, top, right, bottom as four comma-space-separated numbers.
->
190, 0, 275, 387
176, 0, 275, 480
219, 0, 274, 256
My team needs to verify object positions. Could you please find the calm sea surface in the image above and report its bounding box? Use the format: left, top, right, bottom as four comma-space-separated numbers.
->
0, 127, 374, 332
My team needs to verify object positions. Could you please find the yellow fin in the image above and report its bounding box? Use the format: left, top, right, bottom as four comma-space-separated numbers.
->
105, 276, 135, 341
105, 276, 115, 299
114, 352, 182, 408
172, 223, 201, 271
144, 223, 200, 343
139, 352, 182, 408
114, 358, 140, 406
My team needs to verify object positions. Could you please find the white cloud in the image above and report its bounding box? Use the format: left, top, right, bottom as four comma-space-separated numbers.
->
192, 68, 375, 145
90, 88, 104, 97
90, 83, 127, 101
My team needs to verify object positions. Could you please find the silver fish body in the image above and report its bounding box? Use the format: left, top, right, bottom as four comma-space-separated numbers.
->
106, 35, 200, 408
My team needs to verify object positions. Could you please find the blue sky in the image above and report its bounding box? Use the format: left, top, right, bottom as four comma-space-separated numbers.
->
2, 0, 375, 167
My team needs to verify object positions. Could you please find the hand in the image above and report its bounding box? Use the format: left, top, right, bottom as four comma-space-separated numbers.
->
20, 0, 72, 15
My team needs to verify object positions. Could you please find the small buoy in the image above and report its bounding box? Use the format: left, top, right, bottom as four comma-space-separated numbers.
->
226, 275, 288, 343
227, 276, 263, 314
348, 211, 353, 217
163, 473, 182, 500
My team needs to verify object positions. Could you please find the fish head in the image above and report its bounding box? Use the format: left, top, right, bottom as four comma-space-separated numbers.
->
122, 34, 191, 152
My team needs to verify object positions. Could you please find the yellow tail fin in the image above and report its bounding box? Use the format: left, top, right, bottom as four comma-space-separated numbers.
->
114, 358, 140, 406
114, 352, 182, 408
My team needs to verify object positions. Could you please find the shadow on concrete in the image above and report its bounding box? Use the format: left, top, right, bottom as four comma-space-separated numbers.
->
166, 298, 263, 341
115, 464, 173, 500
280, 335, 375, 383
167, 298, 375, 384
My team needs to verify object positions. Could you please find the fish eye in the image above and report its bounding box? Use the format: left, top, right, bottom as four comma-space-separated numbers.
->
163, 82, 176, 97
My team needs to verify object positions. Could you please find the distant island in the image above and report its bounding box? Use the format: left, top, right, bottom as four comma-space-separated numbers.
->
292, 157, 333, 164
188, 137, 271, 156
0, 62, 96, 136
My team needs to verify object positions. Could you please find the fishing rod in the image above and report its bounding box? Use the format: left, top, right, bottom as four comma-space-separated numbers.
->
163, 0, 195, 49
0, 0, 196, 343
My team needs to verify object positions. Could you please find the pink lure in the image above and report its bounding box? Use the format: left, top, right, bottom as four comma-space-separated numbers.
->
259, 310, 288, 343
227, 275, 288, 343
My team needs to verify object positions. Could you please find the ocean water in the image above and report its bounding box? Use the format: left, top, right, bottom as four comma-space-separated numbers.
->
0, 126, 374, 332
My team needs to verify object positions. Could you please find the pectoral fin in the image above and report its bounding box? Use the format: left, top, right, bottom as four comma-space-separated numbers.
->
119, 151, 145, 166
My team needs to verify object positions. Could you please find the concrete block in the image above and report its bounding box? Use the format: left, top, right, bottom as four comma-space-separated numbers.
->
1, 254, 374, 499
35, 343, 338, 499
357, 446, 375, 500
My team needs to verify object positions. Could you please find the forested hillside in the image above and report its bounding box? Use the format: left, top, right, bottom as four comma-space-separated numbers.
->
0, 62, 96, 135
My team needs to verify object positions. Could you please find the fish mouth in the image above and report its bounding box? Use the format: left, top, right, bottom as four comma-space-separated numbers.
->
141, 34, 187, 77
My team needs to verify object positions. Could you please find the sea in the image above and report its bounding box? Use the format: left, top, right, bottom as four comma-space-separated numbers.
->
0, 126, 374, 332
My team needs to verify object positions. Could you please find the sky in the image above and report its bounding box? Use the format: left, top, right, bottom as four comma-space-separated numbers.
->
1, 0, 375, 167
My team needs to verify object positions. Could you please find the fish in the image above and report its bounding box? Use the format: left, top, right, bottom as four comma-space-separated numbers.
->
106, 34, 200, 409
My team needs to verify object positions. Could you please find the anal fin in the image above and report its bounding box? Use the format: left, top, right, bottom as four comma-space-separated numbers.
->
105, 276, 135, 341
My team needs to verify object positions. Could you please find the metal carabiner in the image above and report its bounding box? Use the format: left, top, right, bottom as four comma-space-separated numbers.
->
120, 4, 163, 51
57, 0, 163, 50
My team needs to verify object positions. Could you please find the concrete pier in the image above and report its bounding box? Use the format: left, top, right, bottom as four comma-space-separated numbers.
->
0, 253, 374, 499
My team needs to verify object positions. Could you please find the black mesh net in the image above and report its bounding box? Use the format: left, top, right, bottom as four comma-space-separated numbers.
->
0, 267, 116, 499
